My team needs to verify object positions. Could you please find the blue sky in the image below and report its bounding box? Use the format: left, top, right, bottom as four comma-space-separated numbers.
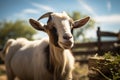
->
0, 0, 120, 39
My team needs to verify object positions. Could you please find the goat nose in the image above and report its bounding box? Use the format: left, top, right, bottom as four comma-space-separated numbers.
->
63, 33, 72, 40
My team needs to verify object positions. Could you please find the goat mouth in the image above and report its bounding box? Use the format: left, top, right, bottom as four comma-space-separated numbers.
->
59, 42, 73, 49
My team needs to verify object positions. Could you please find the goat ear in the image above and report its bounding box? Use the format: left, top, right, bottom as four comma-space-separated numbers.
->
29, 19, 45, 31
73, 17, 90, 28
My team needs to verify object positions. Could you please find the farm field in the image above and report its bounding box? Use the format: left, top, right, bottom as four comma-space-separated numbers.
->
0, 65, 6, 80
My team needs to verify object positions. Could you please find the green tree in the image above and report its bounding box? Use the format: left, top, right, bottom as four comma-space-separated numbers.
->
69, 11, 95, 42
0, 20, 36, 49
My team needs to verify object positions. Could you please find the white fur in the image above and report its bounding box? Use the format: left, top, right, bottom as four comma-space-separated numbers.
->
4, 12, 90, 80
4, 11, 90, 80
5, 38, 74, 80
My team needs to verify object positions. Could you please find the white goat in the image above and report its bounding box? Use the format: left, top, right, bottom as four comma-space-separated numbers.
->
5, 12, 90, 80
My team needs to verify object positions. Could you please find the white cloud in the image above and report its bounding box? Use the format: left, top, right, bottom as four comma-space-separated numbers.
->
12, 8, 39, 20
14, 2, 55, 18
78, 0, 97, 16
8, 2, 55, 20
77, 0, 119, 24
31, 2, 55, 11
13, 12, 27, 19
94, 14, 120, 24
107, 0, 111, 11
22, 9, 39, 14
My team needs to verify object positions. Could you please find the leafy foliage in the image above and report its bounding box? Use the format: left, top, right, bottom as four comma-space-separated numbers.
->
0, 20, 36, 49
104, 52, 120, 80
89, 52, 120, 80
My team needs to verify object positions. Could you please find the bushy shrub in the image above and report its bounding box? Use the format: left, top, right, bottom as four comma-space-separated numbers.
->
103, 52, 120, 80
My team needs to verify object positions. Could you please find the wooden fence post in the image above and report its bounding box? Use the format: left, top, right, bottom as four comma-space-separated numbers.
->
118, 30, 120, 40
97, 27, 102, 55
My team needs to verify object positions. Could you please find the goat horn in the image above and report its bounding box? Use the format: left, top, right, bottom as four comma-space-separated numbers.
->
37, 12, 53, 21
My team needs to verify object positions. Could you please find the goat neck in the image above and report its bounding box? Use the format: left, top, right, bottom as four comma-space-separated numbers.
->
49, 42, 67, 79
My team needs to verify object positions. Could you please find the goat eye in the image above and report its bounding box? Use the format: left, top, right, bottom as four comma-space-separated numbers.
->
51, 27, 57, 34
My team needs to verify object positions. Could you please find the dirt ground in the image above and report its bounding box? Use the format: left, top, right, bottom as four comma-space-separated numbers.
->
0, 65, 6, 80
0, 63, 89, 80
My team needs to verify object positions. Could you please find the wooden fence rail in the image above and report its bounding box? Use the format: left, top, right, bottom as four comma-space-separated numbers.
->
0, 27, 120, 63
72, 27, 120, 56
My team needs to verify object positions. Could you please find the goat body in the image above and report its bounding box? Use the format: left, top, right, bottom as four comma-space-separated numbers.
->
5, 38, 74, 80
4, 12, 90, 80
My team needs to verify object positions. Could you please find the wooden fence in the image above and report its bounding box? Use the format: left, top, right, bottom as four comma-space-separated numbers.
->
0, 27, 120, 63
72, 27, 120, 56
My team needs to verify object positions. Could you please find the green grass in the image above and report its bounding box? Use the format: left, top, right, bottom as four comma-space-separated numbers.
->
103, 52, 120, 80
